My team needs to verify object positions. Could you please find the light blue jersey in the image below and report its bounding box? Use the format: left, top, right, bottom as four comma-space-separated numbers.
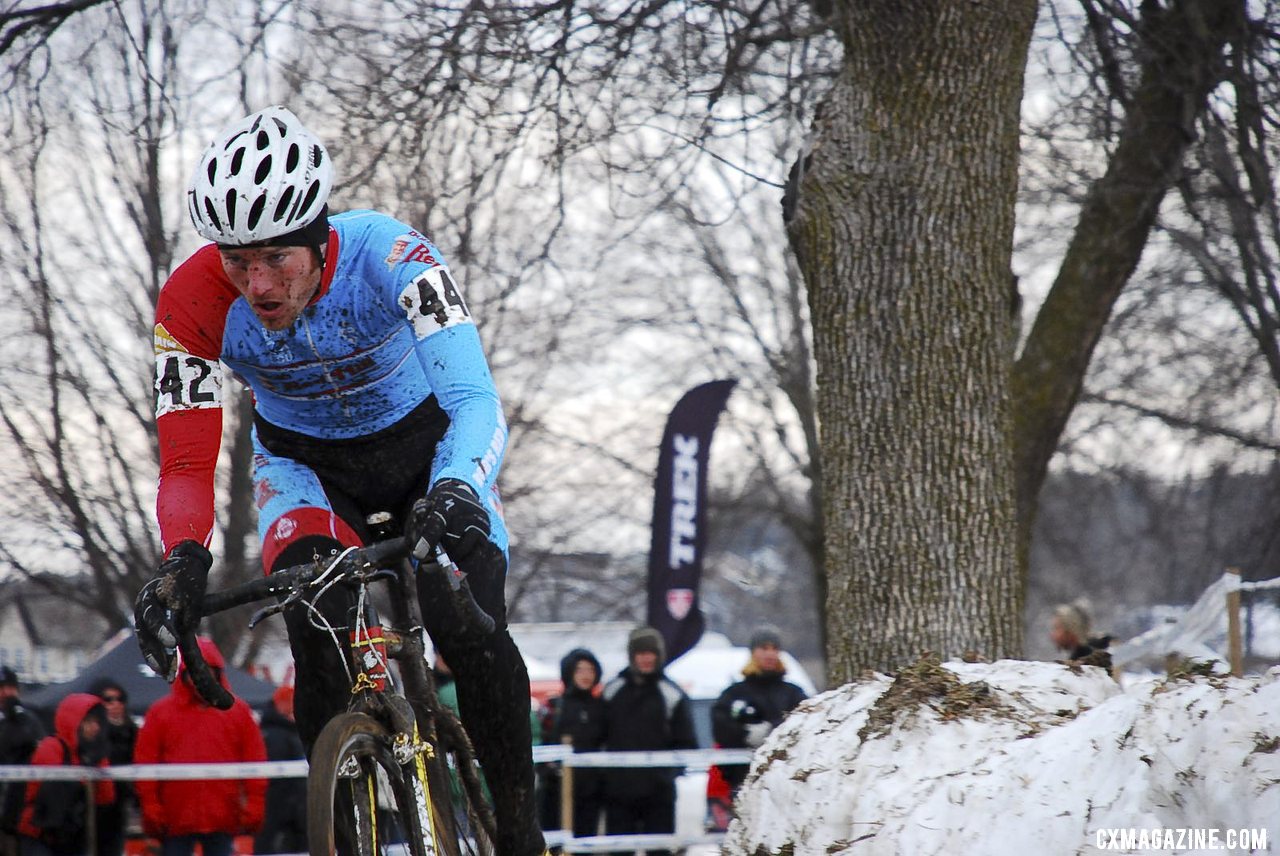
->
154, 210, 507, 567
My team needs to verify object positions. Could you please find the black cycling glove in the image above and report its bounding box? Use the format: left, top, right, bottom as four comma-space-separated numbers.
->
133, 540, 212, 682
406, 478, 491, 562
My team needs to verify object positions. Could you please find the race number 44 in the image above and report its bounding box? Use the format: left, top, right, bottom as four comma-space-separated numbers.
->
399, 266, 472, 339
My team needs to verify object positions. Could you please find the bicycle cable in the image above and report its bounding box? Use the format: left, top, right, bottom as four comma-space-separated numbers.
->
300, 547, 361, 686
354, 581, 397, 693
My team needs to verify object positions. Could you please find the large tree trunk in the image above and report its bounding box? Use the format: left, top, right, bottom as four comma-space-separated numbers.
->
788, 0, 1036, 681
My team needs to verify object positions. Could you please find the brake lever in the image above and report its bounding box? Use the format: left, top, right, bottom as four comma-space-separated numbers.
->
431, 544, 467, 592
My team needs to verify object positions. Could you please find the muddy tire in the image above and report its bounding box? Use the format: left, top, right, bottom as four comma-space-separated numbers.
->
307, 712, 436, 856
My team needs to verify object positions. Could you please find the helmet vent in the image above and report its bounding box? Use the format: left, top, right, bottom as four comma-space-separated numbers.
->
202, 199, 222, 231
225, 190, 237, 226
285, 143, 300, 173
256, 129, 270, 150
229, 149, 244, 175
299, 181, 320, 216
255, 156, 272, 184
247, 194, 266, 230
206, 160, 217, 184
274, 186, 295, 221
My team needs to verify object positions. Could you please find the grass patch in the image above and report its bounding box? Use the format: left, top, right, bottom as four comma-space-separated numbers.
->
857, 653, 1012, 742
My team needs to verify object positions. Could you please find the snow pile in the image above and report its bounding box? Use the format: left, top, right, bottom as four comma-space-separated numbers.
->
724, 658, 1280, 855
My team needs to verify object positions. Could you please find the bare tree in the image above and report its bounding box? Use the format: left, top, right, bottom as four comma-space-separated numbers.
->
0, 0, 110, 61
1013, 1, 1280, 651
0, 0, 298, 657
785, 0, 1263, 680
0, 81, 163, 631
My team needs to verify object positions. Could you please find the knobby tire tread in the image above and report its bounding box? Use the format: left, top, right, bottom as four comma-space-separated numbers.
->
307, 712, 432, 856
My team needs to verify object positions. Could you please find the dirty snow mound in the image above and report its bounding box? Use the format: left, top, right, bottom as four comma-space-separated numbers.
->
723, 658, 1280, 855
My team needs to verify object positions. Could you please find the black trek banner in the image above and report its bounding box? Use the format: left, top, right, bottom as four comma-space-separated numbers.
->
646, 378, 736, 663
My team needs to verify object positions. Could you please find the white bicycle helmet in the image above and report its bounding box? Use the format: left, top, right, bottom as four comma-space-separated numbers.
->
187, 106, 333, 245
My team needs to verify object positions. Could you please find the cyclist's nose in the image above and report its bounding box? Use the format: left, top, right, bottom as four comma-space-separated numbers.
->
245, 265, 279, 296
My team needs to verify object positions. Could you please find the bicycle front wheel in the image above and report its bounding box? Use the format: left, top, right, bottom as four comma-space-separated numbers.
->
308, 712, 443, 856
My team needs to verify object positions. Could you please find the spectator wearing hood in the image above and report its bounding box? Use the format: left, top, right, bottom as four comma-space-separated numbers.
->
538, 648, 605, 837
600, 627, 695, 856
87, 678, 138, 856
134, 638, 266, 856
14, 692, 114, 856
706, 627, 808, 830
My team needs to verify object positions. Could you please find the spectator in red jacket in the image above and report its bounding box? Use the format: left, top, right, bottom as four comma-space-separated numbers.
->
134, 638, 266, 856
15, 693, 115, 855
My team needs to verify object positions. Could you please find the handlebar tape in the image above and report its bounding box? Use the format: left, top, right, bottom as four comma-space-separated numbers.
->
177, 631, 235, 710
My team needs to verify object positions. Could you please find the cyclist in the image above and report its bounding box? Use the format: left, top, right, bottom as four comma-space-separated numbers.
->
133, 105, 545, 856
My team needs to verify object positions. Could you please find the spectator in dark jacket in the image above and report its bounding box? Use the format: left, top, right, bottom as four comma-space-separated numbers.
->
707, 627, 807, 830
87, 678, 138, 856
600, 627, 696, 856
539, 648, 605, 837
134, 638, 266, 856
0, 666, 44, 856
254, 686, 306, 855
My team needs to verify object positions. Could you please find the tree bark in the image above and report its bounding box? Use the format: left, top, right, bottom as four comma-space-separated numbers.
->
789, 0, 1035, 680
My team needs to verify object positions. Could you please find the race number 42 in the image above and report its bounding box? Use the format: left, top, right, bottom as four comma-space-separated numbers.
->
155, 353, 222, 416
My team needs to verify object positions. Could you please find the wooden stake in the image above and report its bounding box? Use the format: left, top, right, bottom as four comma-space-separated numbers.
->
560, 734, 575, 837
1226, 566, 1243, 678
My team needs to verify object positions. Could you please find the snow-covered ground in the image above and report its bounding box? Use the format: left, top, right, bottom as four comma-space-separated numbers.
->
723, 659, 1279, 855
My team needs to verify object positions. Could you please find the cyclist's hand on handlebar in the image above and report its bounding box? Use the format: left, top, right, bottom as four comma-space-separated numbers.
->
133, 540, 212, 681
407, 478, 490, 561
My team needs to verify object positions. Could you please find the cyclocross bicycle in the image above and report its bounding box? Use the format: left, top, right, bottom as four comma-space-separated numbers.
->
177, 515, 497, 856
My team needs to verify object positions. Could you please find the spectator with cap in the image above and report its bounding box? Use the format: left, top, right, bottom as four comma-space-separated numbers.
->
87, 678, 138, 856
253, 686, 306, 855
0, 666, 44, 856
599, 627, 696, 856
706, 627, 808, 831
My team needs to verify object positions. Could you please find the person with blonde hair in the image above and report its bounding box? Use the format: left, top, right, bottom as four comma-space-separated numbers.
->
1050, 601, 1112, 664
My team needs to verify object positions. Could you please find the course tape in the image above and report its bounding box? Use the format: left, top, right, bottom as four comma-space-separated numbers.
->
0, 747, 756, 782
556, 832, 728, 852
0, 761, 307, 782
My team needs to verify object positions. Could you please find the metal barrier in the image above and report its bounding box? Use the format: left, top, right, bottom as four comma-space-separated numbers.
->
0, 747, 757, 853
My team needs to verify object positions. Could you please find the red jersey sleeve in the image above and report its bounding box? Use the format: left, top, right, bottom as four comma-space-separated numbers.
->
154, 246, 239, 553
